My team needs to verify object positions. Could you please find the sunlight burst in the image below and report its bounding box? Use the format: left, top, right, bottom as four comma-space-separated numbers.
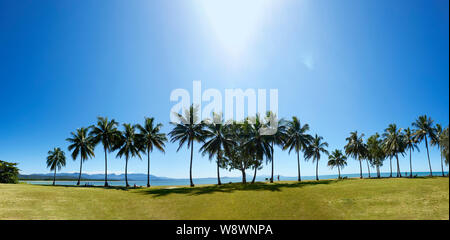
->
196, 0, 275, 60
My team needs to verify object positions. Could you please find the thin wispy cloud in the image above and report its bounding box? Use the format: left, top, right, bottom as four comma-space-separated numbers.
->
302, 55, 315, 70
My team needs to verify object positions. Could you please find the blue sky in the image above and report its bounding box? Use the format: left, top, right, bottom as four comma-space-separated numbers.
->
0, 0, 448, 178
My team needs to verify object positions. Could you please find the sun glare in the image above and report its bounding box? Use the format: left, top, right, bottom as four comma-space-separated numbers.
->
196, 0, 275, 61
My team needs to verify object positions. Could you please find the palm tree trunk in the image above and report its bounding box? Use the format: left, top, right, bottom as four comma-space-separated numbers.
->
441, 154, 444, 177
366, 160, 371, 178
125, 157, 129, 187
409, 148, 413, 178
251, 163, 257, 184
147, 148, 151, 187
189, 142, 194, 187
271, 142, 274, 183
425, 138, 432, 176
77, 158, 83, 186
53, 168, 56, 186
338, 165, 341, 179
297, 150, 301, 181
315, 159, 319, 181
125, 157, 130, 187
216, 160, 222, 185
241, 168, 246, 184
377, 165, 380, 178
389, 157, 392, 177
104, 147, 109, 187
395, 154, 401, 177
358, 157, 363, 179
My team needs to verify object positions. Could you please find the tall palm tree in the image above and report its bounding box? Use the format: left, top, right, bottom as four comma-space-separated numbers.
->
169, 105, 206, 187
431, 124, 444, 176
344, 131, 367, 179
136, 117, 167, 187
304, 134, 329, 181
90, 117, 121, 186
116, 124, 141, 187
200, 113, 235, 185
327, 149, 347, 179
283, 116, 313, 181
412, 115, 436, 176
46, 148, 66, 186
440, 126, 449, 170
382, 124, 405, 178
244, 114, 272, 184
66, 127, 95, 185
366, 133, 385, 178
404, 127, 419, 178
264, 111, 287, 183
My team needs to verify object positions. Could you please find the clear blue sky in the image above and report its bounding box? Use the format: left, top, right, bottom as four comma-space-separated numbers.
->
0, 0, 448, 178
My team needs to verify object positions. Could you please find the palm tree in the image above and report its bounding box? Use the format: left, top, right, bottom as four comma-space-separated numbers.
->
264, 111, 287, 183
244, 114, 272, 184
116, 124, 141, 187
412, 115, 436, 176
90, 117, 121, 186
168, 105, 206, 187
382, 124, 405, 178
404, 127, 419, 178
344, 131, 367, 179
440, 126, 449, 170
327, 149, 347, 179
136, 117, 167, 187
46, 148, 66, 186
366, 133, 385, 178
283, 116, 313, 181
66, 127, 95, 185
431, 124, 444, 176
200, 113, 235, 185
304, 134, 329, 180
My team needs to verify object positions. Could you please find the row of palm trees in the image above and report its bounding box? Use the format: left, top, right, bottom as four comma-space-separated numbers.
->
46, 108, 449, 187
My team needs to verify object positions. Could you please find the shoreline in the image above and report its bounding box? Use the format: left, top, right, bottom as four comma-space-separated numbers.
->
18, 175, 449, 189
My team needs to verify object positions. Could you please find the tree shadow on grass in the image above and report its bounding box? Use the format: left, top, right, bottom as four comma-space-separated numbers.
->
33, 184, 132, 191
137, 179, 335, 198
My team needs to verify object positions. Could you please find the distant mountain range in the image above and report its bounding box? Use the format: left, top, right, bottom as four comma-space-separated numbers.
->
19, 173, 172, 181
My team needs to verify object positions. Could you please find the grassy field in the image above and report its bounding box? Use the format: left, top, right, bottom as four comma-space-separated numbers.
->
0, 177, 448, 220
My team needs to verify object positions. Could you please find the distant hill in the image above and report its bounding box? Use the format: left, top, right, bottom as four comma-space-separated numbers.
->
19, 173, 171, 181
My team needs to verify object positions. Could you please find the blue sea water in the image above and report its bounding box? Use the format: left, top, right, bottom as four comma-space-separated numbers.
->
21, 171, 448, 187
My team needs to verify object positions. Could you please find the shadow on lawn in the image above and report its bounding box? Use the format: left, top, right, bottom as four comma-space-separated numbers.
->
35, 184, 132, 191
138, 180, 335, 197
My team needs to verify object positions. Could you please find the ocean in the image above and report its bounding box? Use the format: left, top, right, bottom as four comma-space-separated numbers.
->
21, 171, 448, 187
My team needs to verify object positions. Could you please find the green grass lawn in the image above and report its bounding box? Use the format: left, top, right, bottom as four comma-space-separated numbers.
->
0, 177, 448, 220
